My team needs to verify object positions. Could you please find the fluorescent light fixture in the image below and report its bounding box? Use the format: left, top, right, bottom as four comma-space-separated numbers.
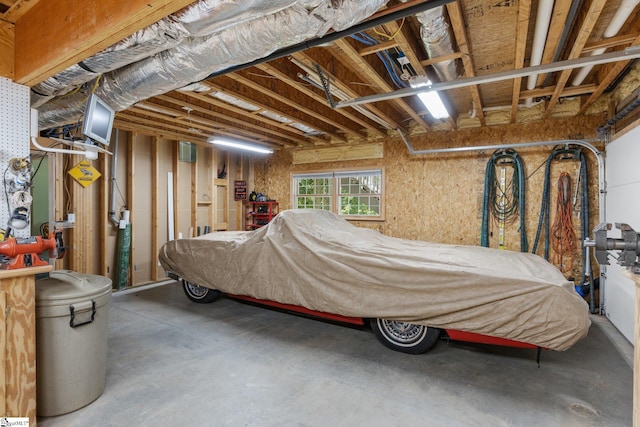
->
409, 76, 449, 120
209, 137, 273, 154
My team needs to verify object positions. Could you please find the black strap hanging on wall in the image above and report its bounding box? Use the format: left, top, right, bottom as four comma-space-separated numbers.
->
480, 148, 527, 252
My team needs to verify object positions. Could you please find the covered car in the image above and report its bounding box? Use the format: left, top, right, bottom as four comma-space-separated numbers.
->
159, 209, 590, 353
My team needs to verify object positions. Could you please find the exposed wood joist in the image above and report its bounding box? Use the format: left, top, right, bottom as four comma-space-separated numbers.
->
534, 0, 573, 88
582, 33, 640, 53
446, 1, 485, 126
166, 91, 326, 145
203, 80, 342, 144
225, 70, 368, 140
14, 0, 195, 86
520, 83, 598, 100
254, 62, 387, 138
543, 0, 607, 119
289, 51, 401, 131
381, 20, 457, 130
509, 0, 531, 123
579, 34, 640, 115
332, 38, 430, 130
149, 95, 308, 145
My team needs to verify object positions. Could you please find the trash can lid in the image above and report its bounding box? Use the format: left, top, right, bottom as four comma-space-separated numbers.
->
36, 270, 112, 302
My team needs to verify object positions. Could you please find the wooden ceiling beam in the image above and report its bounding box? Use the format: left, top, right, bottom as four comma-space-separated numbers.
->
153, 94, 307, 146
114, 121, 209, 146
509, 0, 532, 123
333, 38, 431, 130
543, 0, 607, 119
225, 70, 367, 140
359, 40, 399, 56
381, 20, 457, 129
520, 83, 598, 99
582, 33, 640, 53
290, 51, 401, 130
446, 1, 484, 126
534, 0, 573, 87
255, 62, 386, 138
203, 80, 344, 143
183, 89, 325, 145
14, 0, 195, 86
3, 0, 38, 23
579, 34, 640, 115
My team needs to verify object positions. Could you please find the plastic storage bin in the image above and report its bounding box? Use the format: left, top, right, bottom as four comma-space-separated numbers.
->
35, 270, 112, 417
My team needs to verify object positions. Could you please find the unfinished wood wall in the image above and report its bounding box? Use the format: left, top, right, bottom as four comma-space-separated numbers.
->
254, 114, 605, 281
51, 132, 247, 287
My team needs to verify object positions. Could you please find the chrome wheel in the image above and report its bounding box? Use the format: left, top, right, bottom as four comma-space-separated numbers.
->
370, 318, 440, 354
182, 280, 221, 304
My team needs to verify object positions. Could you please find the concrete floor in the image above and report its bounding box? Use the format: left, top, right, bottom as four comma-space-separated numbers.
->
38, 281, 632, 427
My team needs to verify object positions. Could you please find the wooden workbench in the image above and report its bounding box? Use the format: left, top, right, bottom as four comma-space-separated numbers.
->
0, 265, 53, 425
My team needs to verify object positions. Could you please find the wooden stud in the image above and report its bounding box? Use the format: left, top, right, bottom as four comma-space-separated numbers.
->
191, 148, 197, 234
173, 141, 179, 239
127, 132, 135, 287
151, 136, 159, 281
100, 139, 109, 276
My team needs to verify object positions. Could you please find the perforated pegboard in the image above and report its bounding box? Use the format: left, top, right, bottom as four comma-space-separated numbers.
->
0, 77, 31, 237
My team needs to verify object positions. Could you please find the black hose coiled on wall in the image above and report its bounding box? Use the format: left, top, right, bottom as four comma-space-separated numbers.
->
480, 149, 527, 252
531, 146, 594, 310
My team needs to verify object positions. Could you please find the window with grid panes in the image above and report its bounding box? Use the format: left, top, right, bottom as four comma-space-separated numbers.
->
292, 169, 383, 220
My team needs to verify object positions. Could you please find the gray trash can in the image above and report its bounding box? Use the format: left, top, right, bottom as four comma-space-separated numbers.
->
35, 270, 112, 417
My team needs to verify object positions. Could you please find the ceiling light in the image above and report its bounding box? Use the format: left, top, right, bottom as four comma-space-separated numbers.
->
209, 137, 273, 154
409, 76, 449, 120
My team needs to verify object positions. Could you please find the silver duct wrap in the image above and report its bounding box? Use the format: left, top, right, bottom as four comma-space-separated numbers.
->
416, 6, 458, 82
37, 0, 387, 129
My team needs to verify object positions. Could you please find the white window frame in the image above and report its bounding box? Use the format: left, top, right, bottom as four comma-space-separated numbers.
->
292, 168, 384, 221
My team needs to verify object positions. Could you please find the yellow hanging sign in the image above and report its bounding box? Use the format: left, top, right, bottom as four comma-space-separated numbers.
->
68, 160, 101, 188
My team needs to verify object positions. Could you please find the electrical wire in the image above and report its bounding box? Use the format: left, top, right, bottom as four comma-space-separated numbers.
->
349, 32, 408, 89
551, 172, 577, 273
480, 149, 527, 251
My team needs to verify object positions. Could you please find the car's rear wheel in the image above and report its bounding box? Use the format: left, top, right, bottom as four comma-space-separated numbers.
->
182, 280, 221, 304
370, 318, 441, 354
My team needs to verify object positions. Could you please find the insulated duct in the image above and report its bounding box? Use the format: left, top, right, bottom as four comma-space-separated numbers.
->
36, 0, 388, 129
415, 6, 458, 82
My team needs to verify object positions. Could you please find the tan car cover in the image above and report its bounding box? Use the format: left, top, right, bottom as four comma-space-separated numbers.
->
159, 209, 590, 351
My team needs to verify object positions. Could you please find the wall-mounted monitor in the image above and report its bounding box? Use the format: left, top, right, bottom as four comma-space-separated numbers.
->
82, 94, 115, 146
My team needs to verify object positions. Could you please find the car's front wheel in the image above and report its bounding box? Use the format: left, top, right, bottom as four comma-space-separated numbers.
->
182, 280, 221, 304
370, 318, 441, 354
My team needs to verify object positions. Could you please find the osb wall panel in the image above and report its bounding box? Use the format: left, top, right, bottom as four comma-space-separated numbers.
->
254, 114, 605, 281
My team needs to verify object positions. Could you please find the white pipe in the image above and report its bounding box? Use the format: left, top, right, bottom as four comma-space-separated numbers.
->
31, 136, 101, 160
572, 0, 640, 86
525, 0, 555, 107
527, 0, 555, 91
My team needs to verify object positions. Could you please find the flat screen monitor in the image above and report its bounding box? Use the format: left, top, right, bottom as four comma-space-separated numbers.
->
82, 94, 115, 146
